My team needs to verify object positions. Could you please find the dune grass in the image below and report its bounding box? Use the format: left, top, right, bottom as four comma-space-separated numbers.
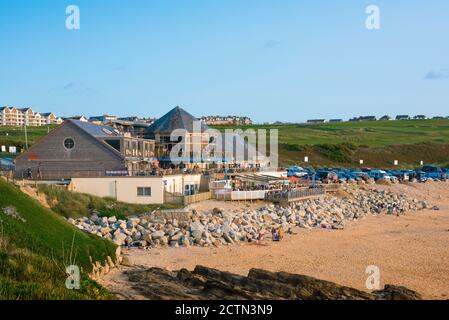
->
37, 184, 180, 220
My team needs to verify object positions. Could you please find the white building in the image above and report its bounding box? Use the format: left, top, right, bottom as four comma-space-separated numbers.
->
0, 106, 61, 127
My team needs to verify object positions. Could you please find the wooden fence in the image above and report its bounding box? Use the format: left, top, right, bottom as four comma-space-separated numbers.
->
265, 187, 326, 207
164, 191, 212, 206
183, 192, 212, 205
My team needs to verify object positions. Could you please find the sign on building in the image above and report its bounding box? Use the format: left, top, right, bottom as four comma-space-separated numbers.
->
1, 146, 5, 152
9, 146, 17, 153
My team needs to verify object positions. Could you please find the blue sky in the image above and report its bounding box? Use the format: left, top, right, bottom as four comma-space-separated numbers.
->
1, 0, 448, 122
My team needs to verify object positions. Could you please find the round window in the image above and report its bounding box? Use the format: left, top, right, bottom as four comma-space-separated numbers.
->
64, 138, 75, 150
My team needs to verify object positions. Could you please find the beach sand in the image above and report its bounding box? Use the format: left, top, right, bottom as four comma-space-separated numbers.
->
102, 182, 449, 299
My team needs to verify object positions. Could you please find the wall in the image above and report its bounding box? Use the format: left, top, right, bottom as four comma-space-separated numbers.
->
162, 174, 203, 195
70, 177, 164, 204
15, 121, 126, 179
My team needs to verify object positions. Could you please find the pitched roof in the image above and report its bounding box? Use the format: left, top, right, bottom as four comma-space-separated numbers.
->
68, 119, 121, 138
144, 106, 209, 136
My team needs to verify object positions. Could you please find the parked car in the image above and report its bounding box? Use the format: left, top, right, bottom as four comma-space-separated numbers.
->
421, 166, 447, 180
315, 168, 339, 183
368, 170, 392, 181
388, 170, 410, 181
412, 170, 428, 182
0, 157, 14, 171
287, 166, 309, 178
347, 170, 369, 181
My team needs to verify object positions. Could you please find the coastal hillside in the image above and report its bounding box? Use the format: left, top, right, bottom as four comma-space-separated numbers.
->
212, 119, 449, 167
2, 119, 449, 167
0, 178, 116, 299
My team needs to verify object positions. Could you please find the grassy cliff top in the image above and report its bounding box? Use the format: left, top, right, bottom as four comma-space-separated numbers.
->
0, 179, 116, 299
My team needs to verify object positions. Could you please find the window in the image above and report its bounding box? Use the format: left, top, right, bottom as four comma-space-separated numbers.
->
137, 187, 151, 197
105, 139, 121, 152
63, 138, 75, 150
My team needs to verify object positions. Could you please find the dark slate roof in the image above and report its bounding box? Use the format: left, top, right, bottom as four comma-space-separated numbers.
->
144, 106, 209, 137
68, 119, 121, 138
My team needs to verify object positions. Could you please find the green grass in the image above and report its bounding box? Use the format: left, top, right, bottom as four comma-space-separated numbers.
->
0, 152, 16, 158
37, 184, 180, 220
0, 179, 117, 299
212, 119, 449, 167
214, 119, 449, 147
0, 125, 56, 151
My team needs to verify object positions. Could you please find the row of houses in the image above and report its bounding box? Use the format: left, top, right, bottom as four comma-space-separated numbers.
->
0, 107, 63, 126
200, 115, 253, 126
307, 114, 447, 124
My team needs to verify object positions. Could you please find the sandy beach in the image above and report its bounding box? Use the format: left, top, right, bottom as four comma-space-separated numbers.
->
102, 182, 449, 300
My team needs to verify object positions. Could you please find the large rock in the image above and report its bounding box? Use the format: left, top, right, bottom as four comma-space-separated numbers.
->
190, 221, 205, 240
67, 186, 435, 250
151, 230, 165, 240
126, 265, 422, 300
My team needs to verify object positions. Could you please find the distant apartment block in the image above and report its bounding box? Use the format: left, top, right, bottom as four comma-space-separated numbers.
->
118, 116, 157, 125
0, 106, 62, 127
379, 115, 392, 121
307, 119, 326, 124
66, 115, 89, 122
201, 115, 252, 126
88, 114, 118, 124
88, 115, 157, 138
349, 116, 377, 122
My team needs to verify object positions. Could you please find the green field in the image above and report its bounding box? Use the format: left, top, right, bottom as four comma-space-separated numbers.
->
0, 179, 116, 299
2, 120, 449, 167
0, 125, 56, 151
212, 119, 449, 167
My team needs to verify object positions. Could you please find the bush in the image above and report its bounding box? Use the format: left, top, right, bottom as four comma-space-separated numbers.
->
37, 185, 179, 219
314, 143, 357, 163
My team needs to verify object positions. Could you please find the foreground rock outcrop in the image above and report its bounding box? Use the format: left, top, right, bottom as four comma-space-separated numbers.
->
125, 266, 422, 300
67, 187, 436, 249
